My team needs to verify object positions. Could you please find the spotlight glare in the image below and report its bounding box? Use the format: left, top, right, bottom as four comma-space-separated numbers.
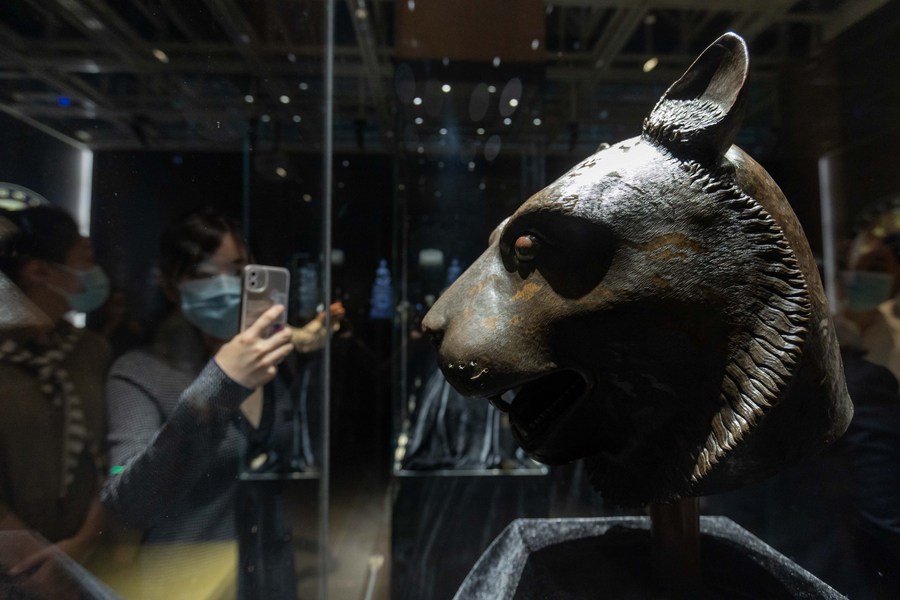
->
152, 48, 170, 64
642, 57, 659, 73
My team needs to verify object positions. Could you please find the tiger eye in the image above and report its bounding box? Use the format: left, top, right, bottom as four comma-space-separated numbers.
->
514, 234, 540, 262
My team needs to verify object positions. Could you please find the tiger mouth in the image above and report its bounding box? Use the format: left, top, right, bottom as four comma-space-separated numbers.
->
488, 369, 591, 454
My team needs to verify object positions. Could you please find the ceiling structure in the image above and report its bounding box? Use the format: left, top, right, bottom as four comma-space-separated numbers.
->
0, 0, 891, 157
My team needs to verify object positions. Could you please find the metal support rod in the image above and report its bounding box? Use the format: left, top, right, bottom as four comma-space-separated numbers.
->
649, 496, 701, 595
318, 1, 334, 599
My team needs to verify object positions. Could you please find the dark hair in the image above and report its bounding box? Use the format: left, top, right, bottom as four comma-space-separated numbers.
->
159, 207, 246, 284
0, 206, 80, 283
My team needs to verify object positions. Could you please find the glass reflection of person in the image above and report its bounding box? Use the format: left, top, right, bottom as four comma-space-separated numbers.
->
0, 206, 111, 591
100, 208, 296, 544
839, 226, 900, 381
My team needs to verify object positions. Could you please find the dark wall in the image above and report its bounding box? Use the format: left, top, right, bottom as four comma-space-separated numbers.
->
91, 151, 243, 319
778, 2, 900, 249
0, 112, 84, 218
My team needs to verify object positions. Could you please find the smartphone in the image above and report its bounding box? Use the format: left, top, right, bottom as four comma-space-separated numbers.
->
239, 264, 290, 430
240, 264, 291, 337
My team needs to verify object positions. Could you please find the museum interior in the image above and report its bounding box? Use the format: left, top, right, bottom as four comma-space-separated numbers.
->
1, 0, 900, 598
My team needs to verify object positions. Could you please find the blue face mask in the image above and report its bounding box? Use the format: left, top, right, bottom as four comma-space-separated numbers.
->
52, 264, 111, 313
179, 274, 241, 340
842, 270, 895, 312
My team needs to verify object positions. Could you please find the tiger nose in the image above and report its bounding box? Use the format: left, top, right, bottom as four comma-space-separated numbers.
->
421, 310, 445, 347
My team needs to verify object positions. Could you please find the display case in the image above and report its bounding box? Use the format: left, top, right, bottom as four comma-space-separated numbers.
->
1, 2, 900, 599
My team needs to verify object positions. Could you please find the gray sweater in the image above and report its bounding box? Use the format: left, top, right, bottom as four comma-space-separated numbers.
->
101, 315, 252, 543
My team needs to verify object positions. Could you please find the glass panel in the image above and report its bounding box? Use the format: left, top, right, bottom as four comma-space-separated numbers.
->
0, 2, 331, 598
2, 2, 899, 599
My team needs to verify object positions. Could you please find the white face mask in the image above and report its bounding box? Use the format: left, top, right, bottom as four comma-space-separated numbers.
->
178, 274, 241, 339
48, 264, 111, 313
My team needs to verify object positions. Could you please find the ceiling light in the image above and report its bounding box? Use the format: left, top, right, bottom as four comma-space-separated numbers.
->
531, 39, 540, 51
643, 57, 659, 73
476, 127, 485, 135
492, 56, 501, 67
355, 8, 368, 19
509, 98, 519, 108
244, 95, 254, 103
276, 167, 287, 178
292, 115, 301, 123
261, 114, 271, 123
439, 128, 448, 135
441, 84, 451, 93
417, 146, 424, 154
407, 0, 415, 10
83, 17, 103, 31
303, 194, 312, 202
299, 82, 309, 91
280, 95, 290, 104
152, 48, 169, 64
487, 85, 496, 94
414, 117, 423, 125
413, 96, 423, 105
503, 117, 511, 125
533, 117, 542, 126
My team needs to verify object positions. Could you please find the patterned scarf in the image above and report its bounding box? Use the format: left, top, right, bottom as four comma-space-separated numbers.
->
0, 322, 100, 498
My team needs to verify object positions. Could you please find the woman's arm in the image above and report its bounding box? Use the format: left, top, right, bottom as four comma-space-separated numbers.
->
101, 359, 250, 530
101, 305, 292, 530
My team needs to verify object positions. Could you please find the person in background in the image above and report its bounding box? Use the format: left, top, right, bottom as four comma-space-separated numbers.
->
838, 211, 900, 381
0, 206, 111, 595
101, 208, 292, 539
101, 207, 341, 596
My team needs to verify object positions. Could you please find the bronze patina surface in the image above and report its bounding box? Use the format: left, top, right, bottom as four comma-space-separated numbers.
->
423, 33, 853, 506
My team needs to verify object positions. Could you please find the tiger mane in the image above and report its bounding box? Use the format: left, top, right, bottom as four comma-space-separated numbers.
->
676, 160, 811, 482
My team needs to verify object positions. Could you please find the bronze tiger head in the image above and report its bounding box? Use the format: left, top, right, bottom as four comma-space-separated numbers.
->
423, 33, 853, 506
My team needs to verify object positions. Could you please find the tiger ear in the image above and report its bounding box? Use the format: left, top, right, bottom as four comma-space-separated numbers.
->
643, 32, 749, 162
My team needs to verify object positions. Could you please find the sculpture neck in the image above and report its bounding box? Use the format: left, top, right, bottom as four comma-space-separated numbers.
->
650, 496, 701, 595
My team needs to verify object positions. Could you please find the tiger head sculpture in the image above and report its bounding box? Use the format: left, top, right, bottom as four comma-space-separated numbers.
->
422, 33, 853, 507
